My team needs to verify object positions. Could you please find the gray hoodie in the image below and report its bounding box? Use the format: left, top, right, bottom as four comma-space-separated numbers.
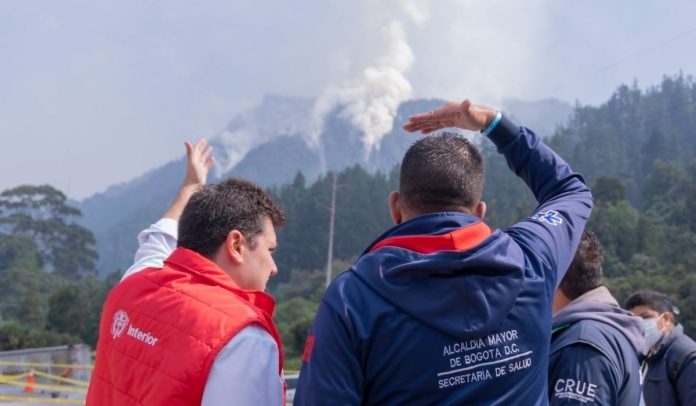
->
549, 286, 646, 405
553, 285, 646, 356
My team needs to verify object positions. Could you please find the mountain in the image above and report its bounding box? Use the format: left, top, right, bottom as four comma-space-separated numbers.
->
215, 94, 317, 175
78, 95, 572, 275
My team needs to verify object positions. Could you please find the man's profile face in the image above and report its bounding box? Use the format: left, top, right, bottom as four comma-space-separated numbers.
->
239, 216, 278, 291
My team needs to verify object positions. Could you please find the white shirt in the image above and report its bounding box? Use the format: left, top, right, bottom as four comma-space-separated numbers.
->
122, 218, 284, 406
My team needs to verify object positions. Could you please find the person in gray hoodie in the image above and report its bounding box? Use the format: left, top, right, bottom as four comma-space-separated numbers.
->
549, 230, 645, 405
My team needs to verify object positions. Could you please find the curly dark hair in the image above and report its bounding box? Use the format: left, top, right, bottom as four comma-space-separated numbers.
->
178, 177, 286, 256
559, 230, 604, 300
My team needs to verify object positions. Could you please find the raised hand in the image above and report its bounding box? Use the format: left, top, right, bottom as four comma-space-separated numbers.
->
402, 99, 497, 134
183, 138, 215, 187
163, 138, 215, 221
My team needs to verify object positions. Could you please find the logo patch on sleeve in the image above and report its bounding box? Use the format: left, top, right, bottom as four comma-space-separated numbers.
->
302, 336, 315, 363
532, 210, 563, 226
553, 378, 598, 403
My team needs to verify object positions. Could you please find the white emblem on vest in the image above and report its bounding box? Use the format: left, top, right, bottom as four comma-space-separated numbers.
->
111, 310, 129, 339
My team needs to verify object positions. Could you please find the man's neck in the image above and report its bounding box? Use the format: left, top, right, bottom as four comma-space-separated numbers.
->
402, 207, 475, 223
552, 291, 572, 316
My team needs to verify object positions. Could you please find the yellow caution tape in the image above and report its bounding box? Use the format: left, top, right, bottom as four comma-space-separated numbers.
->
0, 361, 93, 369
30, 370, 89, 387
0, 377, 87, 394
0, 371, 31, 381
0, 395, 85, 404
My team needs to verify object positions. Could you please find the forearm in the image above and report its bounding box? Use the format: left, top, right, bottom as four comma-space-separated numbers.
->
495, 115, 592, 284
121, 218, 178, 280
163, 184, 203, 221
122, 182, 201, 281
489, 116, 592, 209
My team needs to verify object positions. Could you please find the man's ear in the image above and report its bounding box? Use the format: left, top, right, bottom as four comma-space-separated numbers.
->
224, 230, 245, 265
475, 201, 487, 220
662, 312, 675, 327
389, 191, 403, 225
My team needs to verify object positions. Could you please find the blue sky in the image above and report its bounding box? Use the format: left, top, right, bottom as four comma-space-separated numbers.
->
2, 0, 696, 199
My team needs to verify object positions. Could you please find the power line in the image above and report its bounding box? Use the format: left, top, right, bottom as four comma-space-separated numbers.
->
550, 26, 696, 94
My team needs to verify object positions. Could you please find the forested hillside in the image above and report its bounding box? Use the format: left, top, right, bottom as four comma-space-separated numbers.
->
551, 76, 696, 335
0, 185, 119, 350
2, 75, 696, 368
270, 75, 696, 364
80, 97, 569, 276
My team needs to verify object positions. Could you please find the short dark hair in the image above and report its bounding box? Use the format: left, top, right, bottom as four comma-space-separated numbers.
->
400, 133, 484, 214
178, 178, 286, 257
625, 290, 680, 316
559, 230, 604, 300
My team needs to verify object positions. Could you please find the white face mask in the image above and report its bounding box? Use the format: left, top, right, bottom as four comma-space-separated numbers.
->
642, 317, 664, 349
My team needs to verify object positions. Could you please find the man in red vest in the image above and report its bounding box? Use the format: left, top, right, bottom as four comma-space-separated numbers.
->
87, 139, 287, 405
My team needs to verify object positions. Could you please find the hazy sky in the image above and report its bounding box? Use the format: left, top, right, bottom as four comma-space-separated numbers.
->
2, 0, 696, 199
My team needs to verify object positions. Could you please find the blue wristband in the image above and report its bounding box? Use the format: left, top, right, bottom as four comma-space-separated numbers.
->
481, 111, 502, 137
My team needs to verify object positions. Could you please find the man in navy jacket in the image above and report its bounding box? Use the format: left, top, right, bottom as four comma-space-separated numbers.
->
626, 290, 696, 406
549, 231, 644, 405
295, 99, 593, 405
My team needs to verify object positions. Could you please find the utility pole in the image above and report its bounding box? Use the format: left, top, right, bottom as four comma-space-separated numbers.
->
325, 173, 337, 289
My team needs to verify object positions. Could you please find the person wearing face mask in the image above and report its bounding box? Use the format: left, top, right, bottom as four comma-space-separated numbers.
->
625, 290, 696, 406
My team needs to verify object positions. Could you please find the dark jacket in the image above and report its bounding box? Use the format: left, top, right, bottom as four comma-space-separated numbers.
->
642, 324, 696, 406
549, 286, 645, 405
295, 116, 593, 405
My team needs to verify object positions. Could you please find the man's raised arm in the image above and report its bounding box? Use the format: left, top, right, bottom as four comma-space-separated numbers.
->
121, 139, 214, 280
162, 139, 214, 221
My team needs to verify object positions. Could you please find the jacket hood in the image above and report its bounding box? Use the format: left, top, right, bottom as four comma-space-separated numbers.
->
553, 286, 647, 355
350, 212, 525, 339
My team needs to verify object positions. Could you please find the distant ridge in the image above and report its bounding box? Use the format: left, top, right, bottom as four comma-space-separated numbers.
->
77, 95, 572, 275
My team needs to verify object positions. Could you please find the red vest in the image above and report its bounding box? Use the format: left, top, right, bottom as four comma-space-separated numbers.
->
86, 248, 284, 405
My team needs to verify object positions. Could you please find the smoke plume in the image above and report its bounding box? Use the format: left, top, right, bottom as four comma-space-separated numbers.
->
310, 1, 428, 155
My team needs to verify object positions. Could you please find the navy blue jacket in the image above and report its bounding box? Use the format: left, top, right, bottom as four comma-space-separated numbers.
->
549, 286, 644, 406
295, 116, 593, 405
642, 325, 696, 406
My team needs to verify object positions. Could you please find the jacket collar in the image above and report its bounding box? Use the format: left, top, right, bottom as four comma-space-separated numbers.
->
365, 212, 492, 254
164, 247, 276, 315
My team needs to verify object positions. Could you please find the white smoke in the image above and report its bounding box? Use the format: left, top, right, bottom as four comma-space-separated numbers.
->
213, 94, 316, 174
309, 1, 428, 155
337, 21, 413, 151
215, 128, 256, 175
